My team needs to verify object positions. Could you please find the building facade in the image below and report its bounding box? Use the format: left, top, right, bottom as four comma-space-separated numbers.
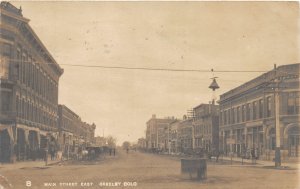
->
58, 105, 96, 157
219, 64, 299, 160
169, 120, 181, 153
0, 2, 64, 162
193, 104, 219, 154
145, 114, 175, 151
177, 117, 194, 154
137, 138, 147, 150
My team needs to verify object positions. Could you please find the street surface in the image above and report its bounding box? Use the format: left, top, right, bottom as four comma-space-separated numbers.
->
0, 150, 299, 189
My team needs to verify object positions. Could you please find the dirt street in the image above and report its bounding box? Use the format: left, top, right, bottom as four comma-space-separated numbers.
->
0, 150, 299, 189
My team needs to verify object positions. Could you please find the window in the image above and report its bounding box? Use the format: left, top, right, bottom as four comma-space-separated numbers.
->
287, 93, 300, 115
220, 112, 223, 125
1, 43, 11, 56
266, 97, 272, 117
224, 110, 227, 125
16, 50, 21, 81
259, 99, 263, 118
246, 103, 251, 121
237, 106, 240, 123
253, 101, 257, 120
16, 98, 19, 116
296, 97, 299, 114
231, 108, 235, 124
1, 91, 11, 112
242, 105, 246, 122
288, 97, 294, 114
228, 110, 231, 124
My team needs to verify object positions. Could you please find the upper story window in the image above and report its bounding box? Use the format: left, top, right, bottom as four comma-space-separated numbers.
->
224, 110, 227, 125
0, 43, 11, 56
287, 92, 300, 115
228, 109, 231, 124
236, 106, 240, 123
242, 105, 246, 122
231, 108, 235, 124
258, 99, 263, 119
253, 101, 257, 120
246, 103, 251, 121
266, 96, 272, 117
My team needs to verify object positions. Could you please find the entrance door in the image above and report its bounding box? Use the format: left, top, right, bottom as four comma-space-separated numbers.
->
288, 127, 300, 157
0, 130, 11, 162
17, 128, 26, 161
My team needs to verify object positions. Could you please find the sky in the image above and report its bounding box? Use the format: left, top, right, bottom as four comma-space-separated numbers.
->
11, 1, 299, 145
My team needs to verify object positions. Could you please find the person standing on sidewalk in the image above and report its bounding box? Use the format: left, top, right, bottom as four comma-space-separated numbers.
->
44, 148, 48, 166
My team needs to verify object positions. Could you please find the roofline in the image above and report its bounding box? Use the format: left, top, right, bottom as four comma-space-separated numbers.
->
1, 2, 64, 76
220, 63, 300, 101
193, 103, 219, 110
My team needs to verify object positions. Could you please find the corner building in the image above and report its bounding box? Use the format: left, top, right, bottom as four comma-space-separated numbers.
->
219, 64, 299, 161
0, 2, 63, 162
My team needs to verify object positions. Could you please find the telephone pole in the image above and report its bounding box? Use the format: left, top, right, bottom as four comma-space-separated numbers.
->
274, 64, 281, 167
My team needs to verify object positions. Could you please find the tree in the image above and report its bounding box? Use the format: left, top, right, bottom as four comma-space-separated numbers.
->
106, 136, 117, 148
122, 141, 131, 150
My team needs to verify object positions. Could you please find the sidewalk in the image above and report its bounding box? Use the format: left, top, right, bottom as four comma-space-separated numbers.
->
219, 156, 300, 169
0, 159, 62, 170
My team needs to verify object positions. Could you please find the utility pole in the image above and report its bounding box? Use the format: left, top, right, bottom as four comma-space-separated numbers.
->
274, 64, 281, 167
168, 124, 170, 154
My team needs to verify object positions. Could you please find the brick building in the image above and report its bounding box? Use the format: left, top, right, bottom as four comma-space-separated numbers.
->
58, 105, 96, 157
169, 120, 181, 153
145, 114, 174, 151
0, 2, 63, 162
193, 103, 219, 154
219, 64, 299, 160
177, 117, 194, 154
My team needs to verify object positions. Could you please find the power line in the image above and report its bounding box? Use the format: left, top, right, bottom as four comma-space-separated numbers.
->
5, 58, 299, 75
58, 64, 267, 73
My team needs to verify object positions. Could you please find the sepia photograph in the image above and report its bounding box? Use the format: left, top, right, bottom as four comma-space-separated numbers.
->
0, 1, 299, 189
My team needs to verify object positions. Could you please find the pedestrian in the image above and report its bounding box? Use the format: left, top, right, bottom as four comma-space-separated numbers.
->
126, 148, 129, 154
113, 148, 116, 156
44, 148, 48, 166
109, 148, 112, 156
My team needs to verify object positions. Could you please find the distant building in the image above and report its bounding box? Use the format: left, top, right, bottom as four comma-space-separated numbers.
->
0, 2, 64, 162
193, 103, 219, 154
169, 120, 181, 153
137, 138, 147, 150
145, 114, 175, 151
177, 117, 194, 154
58, 105, 96, 157
80, 122, 96, 146
219, 64, 299, 160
